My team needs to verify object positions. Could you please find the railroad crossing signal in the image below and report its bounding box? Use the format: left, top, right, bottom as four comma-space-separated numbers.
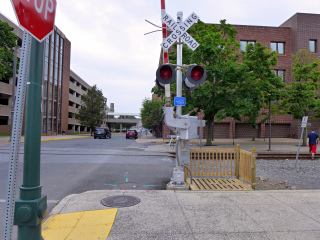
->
156, 64, 176, 88
183, 65, 207, 91
160, 12, 200, 51
11, 0, 57, 41
156, 64, 207, 91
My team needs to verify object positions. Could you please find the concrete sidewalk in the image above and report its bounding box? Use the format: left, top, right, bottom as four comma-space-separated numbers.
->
136, 135, 311, 155
47, 189, 320, 240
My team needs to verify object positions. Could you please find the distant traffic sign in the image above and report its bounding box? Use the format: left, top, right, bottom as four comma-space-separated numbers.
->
11, 0, 57, 41
161, 12, 200, 51
174, 97, 186, 106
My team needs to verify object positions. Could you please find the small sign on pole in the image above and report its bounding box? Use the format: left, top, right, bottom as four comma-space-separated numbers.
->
295, 116, 308, 169
174, 97, 186, 106
301, 116, 308, 128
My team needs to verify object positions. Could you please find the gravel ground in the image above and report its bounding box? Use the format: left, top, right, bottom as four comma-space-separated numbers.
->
255, 159, 320, 190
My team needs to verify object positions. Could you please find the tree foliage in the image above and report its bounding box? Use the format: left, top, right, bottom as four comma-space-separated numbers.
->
278, 49, 320, 118
153, 20, 285, 143
240, 42, 285, 140
277, 49, 320, 144
0, 20, 18, 82
140, 98, 164, 135
76, 85, 107, 134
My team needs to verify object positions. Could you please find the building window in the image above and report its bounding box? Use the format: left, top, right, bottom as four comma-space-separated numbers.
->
309, 40, 316, 52
43, 117, 47, 133
48, 117, 52, 131
271, 42, 285, 54
240, 41, 255, 51
274, 70, 285, 82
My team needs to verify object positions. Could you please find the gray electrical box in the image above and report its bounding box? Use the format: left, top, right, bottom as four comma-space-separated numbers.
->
180, 115, 198, 140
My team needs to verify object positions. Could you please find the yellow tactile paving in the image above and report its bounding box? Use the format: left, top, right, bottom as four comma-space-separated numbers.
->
42, 209, 117, 240
186, 178, 253, 191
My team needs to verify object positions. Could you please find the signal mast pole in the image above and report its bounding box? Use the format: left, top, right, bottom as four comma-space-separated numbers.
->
176, 11, 183, 168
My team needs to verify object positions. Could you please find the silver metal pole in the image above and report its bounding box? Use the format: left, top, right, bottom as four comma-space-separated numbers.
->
176, 11, 183, 117
9, 46, 18, 142
295, 127, 304, 169
3, 31, 32, 240
176, 11, 183, 168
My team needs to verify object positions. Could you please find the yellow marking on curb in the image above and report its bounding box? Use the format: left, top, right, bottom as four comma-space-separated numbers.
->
42, 209, 117, 240
41, 136, 91, 142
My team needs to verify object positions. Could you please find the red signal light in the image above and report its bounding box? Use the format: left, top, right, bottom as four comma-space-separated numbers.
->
160, 67, 172, 80
190, 66, 204, 81
156, 65, 176, 85
183, 65, 207, 91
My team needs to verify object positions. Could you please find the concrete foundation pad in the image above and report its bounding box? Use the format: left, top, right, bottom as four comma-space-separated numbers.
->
166, 182, 190, 190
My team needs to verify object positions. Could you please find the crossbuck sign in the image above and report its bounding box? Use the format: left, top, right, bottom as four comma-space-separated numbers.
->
161, 12, 200, 51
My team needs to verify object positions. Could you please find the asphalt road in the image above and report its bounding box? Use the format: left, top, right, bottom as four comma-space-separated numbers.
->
0, 134, 174, 238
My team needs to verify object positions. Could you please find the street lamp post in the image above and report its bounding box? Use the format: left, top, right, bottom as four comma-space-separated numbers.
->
268, 99, 271, 151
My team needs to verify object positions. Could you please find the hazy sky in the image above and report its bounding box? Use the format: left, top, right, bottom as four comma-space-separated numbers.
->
2, 0, 320, 113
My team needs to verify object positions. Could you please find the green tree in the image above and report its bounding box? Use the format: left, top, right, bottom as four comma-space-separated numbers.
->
278, 49, 320, 145
240, 42, 285, 140
0, 20, 18, 82
76, 85, 107, 135
154, 20, 244, 145
140, 98, 164, 137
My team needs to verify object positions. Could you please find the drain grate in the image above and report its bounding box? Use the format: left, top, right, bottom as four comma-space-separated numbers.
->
101, 195, 140, 208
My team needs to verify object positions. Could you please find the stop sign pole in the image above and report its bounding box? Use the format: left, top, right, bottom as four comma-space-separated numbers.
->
14, 38, 46, 240
8, 1, 56, 240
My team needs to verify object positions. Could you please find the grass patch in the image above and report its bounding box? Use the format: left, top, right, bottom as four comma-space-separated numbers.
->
0, 134, 24, 137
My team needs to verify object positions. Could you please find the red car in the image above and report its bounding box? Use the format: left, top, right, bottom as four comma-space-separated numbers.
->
126, 130, 138, 139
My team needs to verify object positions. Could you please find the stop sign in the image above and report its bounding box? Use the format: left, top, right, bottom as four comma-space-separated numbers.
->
11, 0, 57, 41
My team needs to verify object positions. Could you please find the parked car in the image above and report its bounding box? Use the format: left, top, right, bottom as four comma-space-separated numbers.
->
94, 127, 111, 139
126, 129, 138, 139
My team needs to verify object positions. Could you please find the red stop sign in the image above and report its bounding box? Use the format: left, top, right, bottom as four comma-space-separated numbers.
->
11, 0, 57, 41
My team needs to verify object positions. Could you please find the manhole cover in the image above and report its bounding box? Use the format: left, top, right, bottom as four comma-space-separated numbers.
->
101, 195, 140, 208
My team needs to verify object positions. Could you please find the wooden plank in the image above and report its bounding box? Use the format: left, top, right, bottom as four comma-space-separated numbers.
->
186, 178, 253, 191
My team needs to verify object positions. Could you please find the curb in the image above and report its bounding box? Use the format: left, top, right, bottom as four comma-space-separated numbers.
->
50, 193, 79, 215
41, 136, 92, 142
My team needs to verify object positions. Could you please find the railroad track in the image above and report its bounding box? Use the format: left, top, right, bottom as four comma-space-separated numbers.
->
256, 154, 319, 160
169, 152, 318, 160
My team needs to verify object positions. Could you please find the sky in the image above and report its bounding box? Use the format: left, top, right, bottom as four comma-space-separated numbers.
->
2, 0, 320, 114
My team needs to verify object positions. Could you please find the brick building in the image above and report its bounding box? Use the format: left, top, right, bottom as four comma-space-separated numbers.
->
161, 13, 320, 139
68, 70, 108, 134
0, 13, 71, 136
0, 13, 109, 136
